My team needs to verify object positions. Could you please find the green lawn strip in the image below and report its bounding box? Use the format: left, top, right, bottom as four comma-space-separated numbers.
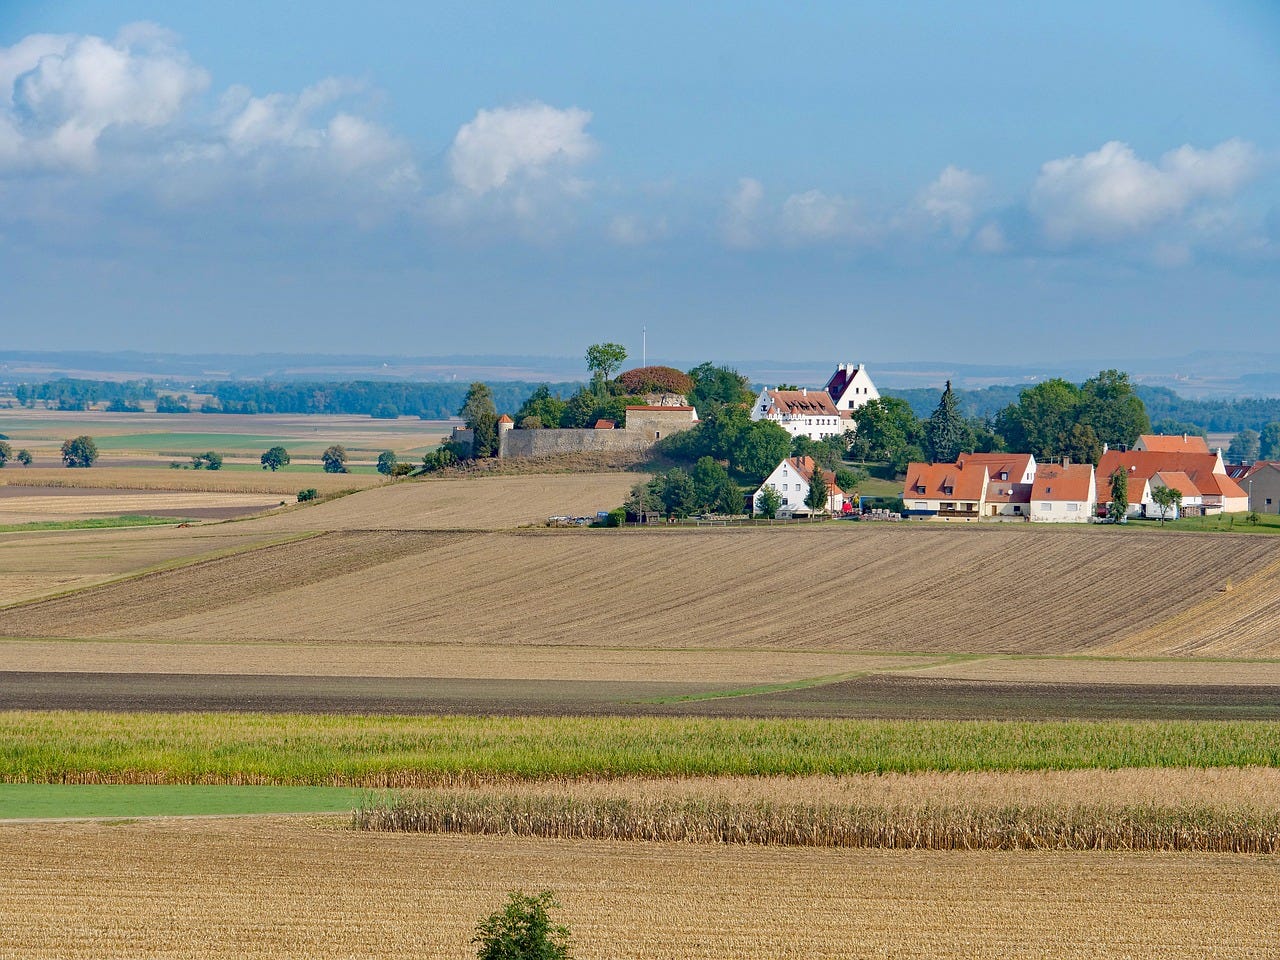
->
0, 531, 322, 612
0, 515, 191, 533
0, 784, 369, 820
1127, 514, 1280, 535
3, 712, 1278, 781
637, 654, 987, 704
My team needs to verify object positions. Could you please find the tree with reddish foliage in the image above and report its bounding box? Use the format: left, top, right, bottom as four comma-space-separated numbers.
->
616, 365, 694, 396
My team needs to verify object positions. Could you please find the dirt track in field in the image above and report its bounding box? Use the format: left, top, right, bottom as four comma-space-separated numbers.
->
2, 819, 1277, 959
3, 671, 1278, 719
4, 525, 1279, 658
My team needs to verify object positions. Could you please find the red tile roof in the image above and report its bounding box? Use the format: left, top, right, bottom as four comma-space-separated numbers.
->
1137, 434, 1211, 454
1031, 463, 1094, 502
1153, 470, 1197, 497
956, 452, 1034, 482
1097, 450, 1245, 502
764, 389, 839, 417
788, 456, 844, 496
593, 419, 615, 429
496, 414, 514, 424
902, 462, 987, 502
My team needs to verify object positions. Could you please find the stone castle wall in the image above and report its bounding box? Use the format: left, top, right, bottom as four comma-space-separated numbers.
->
499, 428, 653, 458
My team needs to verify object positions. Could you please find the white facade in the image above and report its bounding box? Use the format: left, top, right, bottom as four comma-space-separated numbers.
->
825, 363, 880, 414
749, 387, 844, 441
754, 457, 846, 517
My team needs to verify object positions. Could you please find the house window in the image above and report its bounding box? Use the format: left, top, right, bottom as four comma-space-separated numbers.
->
782, 498, 789, 505
1013, 505, 1021, 513
1068, 503, 1079, 512
914, 501, 927, 509
781, 484, 788, 491
1268, 498, 1274, 506
1041, 503, 1053, 510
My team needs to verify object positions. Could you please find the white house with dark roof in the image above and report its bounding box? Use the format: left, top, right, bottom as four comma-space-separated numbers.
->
824, 363, 880, 417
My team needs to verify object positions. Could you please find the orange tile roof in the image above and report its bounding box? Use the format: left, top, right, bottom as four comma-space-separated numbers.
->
764, 389, 839, 417
956, 452, 1034, 481
1097, 450, 1244, 501
1138, 434, 1210, 454
1031, 463, 1094, 502
496, 414, 514, 424
1153, 471, 1197, 497
788, 456, 844, 496
902, 461, 987, 501
593, 419, 615, 429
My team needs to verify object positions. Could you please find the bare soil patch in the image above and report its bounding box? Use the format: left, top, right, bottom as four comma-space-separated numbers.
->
4, 671, 1277, 719
1, 820, 1275, 959
0, 466, 385, 495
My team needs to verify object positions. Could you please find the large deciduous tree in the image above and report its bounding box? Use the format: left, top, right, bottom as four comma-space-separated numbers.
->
755, 484, 782, 519
260, 445, 290, 471
730, 420, 792, 482
321, 445, 349, 473
1228, 428, 1260, 463
585, 343, 628, 385
60, 435, 98, 468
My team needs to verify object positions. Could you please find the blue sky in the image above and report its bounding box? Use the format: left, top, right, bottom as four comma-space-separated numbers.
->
2, 1, 1278, 366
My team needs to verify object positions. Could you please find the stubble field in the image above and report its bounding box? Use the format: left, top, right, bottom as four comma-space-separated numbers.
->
5, 521, 1279, 659
1, 819, 1277, 959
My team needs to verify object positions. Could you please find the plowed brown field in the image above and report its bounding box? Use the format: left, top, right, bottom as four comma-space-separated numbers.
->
4, 525, 1278, 657
1, 819, 1276, 959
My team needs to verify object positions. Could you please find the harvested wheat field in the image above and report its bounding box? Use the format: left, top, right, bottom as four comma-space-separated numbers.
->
250, 472, 644, 530
0, 526, 292, 606
6, 525, 1280, 657
1, 819, 1276, 959
0, 466, 386, 495
0, 489, 284, 524
0, 640, 919, 683
898, 655, 1280, 686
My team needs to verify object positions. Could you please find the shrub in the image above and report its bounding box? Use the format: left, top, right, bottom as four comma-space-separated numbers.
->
616, 365, 694, 396
605, 508, 626, 527
296, 488, 318, 502
472, 891, 571, 960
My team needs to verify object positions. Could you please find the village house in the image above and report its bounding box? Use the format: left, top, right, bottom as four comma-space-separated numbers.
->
956, 452, 1036, 518
1029, 463, 1097, 523
1229, 461, 1280, 514
902, 460, 989, 520
750, 363, 880, 441
1097, 438, 1248, 516
754, 456, 849, 517
750, 387, 843, 441
823, 363, 880, 417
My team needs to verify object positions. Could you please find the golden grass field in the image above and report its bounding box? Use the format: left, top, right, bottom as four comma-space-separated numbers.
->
0, 466, 387, 495
1, 818, 1276, 959
0, 489, 285, 524
5, 519, 1280, 658
0, 525, 291, 606
252, 472, 644, 530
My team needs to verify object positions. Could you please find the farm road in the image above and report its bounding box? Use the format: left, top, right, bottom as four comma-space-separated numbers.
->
4, 671, 1279, 720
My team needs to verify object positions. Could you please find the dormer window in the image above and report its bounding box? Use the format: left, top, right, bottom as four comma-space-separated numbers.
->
999, 472, 1008, 481
943, 485, 954, 495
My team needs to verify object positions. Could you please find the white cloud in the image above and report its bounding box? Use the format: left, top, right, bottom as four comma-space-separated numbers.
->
1029, 139, 1260, 244
778, 189, 863, 244
448, 102, 595, 194
721, 177, 764, 248
917, 166, 986, 237
972, 222, 1008, 254
0, 24, 208, 171
608, 213, 668, 245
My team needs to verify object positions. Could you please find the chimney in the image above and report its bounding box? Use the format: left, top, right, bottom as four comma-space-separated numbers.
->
802, 387, 808, 397
1062, 456, 1071, 467
1102, 442, 1109, 454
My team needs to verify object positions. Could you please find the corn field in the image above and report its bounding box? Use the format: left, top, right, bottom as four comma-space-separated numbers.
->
353, 789, 1280, 853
